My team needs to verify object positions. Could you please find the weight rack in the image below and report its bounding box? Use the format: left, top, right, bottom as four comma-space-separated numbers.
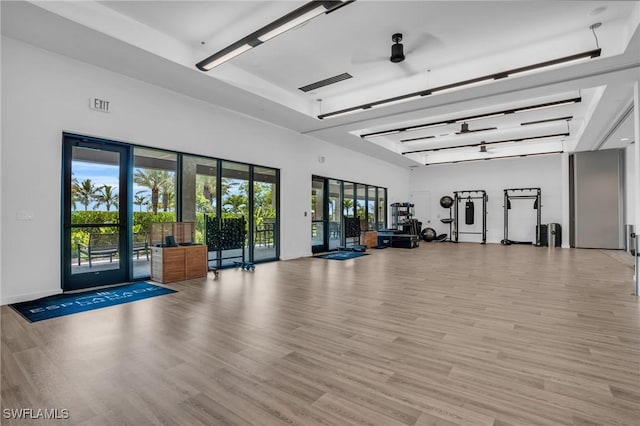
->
453, 190, 487, 244
502, 187, 542, 246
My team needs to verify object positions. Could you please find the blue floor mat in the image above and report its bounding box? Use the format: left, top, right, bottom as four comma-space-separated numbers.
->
11, 282, 177, 322
316, 252, 369, 260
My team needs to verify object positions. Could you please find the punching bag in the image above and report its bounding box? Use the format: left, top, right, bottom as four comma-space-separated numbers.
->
465, 198, 475, 225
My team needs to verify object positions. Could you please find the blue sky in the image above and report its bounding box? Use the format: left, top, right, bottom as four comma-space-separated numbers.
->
72, 161, 248, 212
73, 161, 154, 211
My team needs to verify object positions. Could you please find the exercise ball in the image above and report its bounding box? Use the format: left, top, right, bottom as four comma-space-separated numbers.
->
440, 195, 453, 209
421, 227, 437, 242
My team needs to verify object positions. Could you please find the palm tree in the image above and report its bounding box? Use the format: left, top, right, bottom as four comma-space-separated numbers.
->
195, 194, 214, 213
94, 185, 119, 211
73, 178, 96, 211
133, 169, 171, 214
160, 179, 174, 212
70, 173, 79, 211
134, 191, 149, 212
343, 199, 354, 216
198, 175, 217, 206
223, 194, 247, 215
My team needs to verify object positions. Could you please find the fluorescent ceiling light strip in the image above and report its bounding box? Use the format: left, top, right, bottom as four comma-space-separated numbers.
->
320, 49, 599, 119
401, 135, 435, 143
200, 44, 253, 71
521, 115, 574, 126
197, 1, 352, 71
514, 100, 578, 114
370, 95, 423, 109
401, 132, 569, 155
424, 151, 564, 166
361, 97, 580, 139
505, 54, 599, 78
323, 108, 363, 119
257, 6, 327, 42
433, 78, 493, 94
366, 129, 402, 137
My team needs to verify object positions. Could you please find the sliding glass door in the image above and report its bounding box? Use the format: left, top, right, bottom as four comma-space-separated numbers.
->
63, 133, 281, 290
312, 176, 387, 252
328, 179, 342, 251
182, 156, 279, 269
311, 177, 327, 253
254, 167, 279, 261
63, 135, 128, 290
132, 148, 178, 279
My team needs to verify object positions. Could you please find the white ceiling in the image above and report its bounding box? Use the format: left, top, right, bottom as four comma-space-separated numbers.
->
3, 1, 640, 167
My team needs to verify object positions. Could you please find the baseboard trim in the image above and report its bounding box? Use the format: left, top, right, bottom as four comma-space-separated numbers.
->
2, 289, 62, 306
280, 252, 312, 261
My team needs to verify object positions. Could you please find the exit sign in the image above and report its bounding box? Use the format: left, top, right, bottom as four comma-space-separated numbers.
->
89, 97, 111, 113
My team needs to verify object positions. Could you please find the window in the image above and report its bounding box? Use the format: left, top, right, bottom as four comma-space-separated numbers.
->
182, 158, 280, 268
181, 155, 217, 244
253, 167, 278, 261
377, 188, 387, 230
63, 134, 280, 289
313, 175, 386, 251
132, 148, 178, 279
367, 186, 376, 231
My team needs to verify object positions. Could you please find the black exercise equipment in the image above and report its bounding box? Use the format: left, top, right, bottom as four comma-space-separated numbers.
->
440, 195, 454, 209
421, 227, 437, 242
343, 216, 365, 250
402, 219, 422, 235
453, 190, 487, 244
501, 187, 542, 246
391, 234, 420, 248
537, 223, 562, 247
435, 234, 447, 241
206, 215, 250, 271
465, 197, 475, 225
439, 195, 454, 242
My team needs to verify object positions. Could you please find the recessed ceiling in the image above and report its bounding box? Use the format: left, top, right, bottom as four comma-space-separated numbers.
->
2, 1, 639, 167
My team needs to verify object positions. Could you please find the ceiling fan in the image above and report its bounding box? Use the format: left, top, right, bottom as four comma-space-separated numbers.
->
390, 33, 405, 62
351, 31, 444, 76
455, 122, 497, 135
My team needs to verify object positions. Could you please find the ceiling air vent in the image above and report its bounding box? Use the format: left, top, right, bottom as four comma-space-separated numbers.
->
298, 73, 353, 92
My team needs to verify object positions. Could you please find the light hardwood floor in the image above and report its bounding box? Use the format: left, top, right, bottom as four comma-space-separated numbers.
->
2, 244, 639, 425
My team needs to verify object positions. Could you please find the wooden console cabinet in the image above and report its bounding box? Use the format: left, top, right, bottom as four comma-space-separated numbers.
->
151, 245, 207, 283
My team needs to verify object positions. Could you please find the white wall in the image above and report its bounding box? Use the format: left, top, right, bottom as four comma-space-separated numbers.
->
0, 37, 411, 304
409, 155, 564, 245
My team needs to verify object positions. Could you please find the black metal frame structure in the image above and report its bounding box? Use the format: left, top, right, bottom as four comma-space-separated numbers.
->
453, 190, 487, 244
502, 187, 542, 246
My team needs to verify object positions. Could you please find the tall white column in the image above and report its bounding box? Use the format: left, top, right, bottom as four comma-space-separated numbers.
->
560, 153, 570, 248
633, 82, 640, 240
634, 80, 640, 294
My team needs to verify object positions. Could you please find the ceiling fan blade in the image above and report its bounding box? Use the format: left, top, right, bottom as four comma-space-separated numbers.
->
455, 127, 498, 135
351, 55, 388, 65
397, 61, 419, 76
404, 31, 445, 55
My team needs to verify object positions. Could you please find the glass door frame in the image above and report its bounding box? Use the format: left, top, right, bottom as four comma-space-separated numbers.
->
311, 176, 328, 253
62, 134, 131, 291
